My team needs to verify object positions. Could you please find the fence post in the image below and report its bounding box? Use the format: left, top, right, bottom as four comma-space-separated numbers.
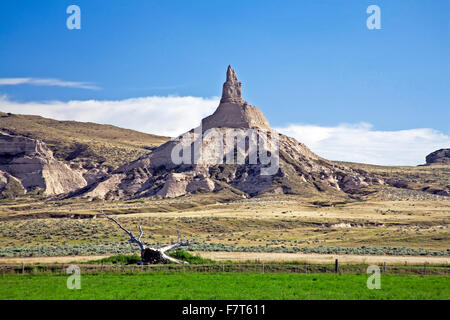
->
22, 262, 25, 274
335, 259, 339, 273
262, 263, 264, 274
101, 262, 104, 273
222, 263, 225, 273
383, 262, 386, 273
61, 263, 65, 275
183, 262, 185, 272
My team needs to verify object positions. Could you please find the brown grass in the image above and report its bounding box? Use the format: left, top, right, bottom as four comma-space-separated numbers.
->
0, 196, 448, 251
194, 251, 449, 265
0, 252, 447, 266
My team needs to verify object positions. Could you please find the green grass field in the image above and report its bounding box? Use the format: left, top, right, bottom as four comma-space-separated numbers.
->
1, 273, 448, 300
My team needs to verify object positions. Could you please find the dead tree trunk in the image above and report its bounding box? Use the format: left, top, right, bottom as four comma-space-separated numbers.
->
103, 213, 189, 264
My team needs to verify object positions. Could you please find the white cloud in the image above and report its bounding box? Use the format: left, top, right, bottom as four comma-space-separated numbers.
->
0, 95, 218, 137
276, 123, 450, 166
0, 78, 99, 90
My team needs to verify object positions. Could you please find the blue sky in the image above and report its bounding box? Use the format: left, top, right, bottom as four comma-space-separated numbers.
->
0, 0, 449, 165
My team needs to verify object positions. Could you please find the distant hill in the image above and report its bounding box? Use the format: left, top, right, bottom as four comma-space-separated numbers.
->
426, 149, 450, 165
0, 112, 170, 174
338, 161, 450, 198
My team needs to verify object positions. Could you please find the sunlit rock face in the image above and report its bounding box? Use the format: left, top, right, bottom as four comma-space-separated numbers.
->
0, 132, 87, 196
202, 65, 270, 131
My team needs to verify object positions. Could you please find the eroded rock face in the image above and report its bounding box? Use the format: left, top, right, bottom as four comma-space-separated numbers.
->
156, 173, 215, 198
426, 149, 450, 165
0, 132, 52, 159
0, 171, 6, 189
82, 173, 126, 200
339, 175, 369, 193
202, 66, 270, 131
221, 65, 243, 104
0, 132, 87, 197
0, 170, 26, 198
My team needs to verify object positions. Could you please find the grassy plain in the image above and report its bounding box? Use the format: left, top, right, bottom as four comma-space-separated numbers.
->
0, 272, 448, 300
0, 195, 448, 256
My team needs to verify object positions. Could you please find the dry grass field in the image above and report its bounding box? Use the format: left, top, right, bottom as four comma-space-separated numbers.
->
0, 192, 448, 263
1, 252, 448, 265
194, 251, 449, 265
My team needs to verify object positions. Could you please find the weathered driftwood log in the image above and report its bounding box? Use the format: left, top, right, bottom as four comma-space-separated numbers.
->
103, 213, 189, 264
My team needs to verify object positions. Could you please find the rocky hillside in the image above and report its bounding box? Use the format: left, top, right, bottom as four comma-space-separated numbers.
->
74, 66, 383, 200
426, 149, 450, 165
339, 161, 450, 198
0, 112, 170, 181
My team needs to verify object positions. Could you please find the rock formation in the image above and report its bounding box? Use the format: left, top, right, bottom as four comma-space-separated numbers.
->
426, 149, 450, 165
0, 169, 26, 198
202, 66, 270, 131
0, 132, 87, 197
221, 65, 243, 104
75, 66, 380, 200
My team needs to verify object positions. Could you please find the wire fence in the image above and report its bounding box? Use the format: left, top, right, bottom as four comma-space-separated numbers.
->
1, 262, 449, 276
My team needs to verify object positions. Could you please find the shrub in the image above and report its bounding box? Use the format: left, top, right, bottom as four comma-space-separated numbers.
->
167, 250, 215, 264
87, 254, 141, 265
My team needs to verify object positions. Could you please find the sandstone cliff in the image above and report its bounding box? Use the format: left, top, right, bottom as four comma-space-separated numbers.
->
0, 132, 87, 197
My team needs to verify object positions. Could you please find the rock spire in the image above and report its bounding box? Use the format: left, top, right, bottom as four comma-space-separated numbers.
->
221, 65, 243, 104
202, 66, 270, 130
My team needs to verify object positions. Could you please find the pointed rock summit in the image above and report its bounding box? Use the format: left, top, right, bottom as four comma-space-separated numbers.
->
202, 66, 270, 131
221, 65, 243, 104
